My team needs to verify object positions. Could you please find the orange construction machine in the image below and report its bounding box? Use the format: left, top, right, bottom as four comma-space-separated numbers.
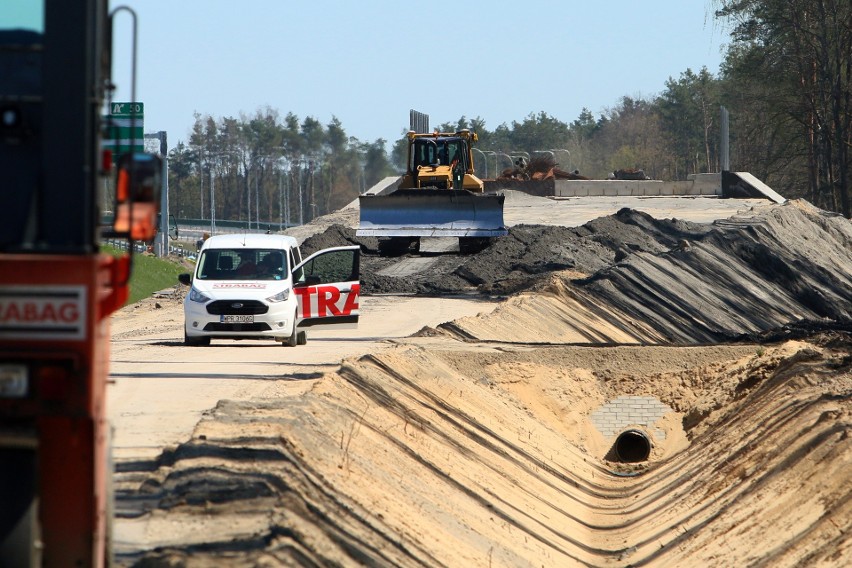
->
0, 1, 160, 565
357, 111, 506, 255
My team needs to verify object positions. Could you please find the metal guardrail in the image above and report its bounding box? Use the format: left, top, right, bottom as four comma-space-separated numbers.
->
102, 215, 300, 261
103, 238, 147, 253
103, 238, 197, 260
101, 215, 299, 232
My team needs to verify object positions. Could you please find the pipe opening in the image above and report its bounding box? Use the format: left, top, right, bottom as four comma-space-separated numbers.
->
614, 429, 651, 462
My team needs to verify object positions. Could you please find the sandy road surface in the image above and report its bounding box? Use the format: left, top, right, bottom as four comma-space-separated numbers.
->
107, 295, 500, 462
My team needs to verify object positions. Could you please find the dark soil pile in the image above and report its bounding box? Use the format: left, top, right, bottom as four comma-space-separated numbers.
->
578, 201, 852, 342
300, 201, 852, 342
300, 209, 712, 296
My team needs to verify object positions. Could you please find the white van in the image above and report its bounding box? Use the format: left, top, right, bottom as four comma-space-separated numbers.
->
177, 234, 360, 346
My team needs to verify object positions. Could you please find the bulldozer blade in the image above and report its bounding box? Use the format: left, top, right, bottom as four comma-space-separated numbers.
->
357, 189, 507, 238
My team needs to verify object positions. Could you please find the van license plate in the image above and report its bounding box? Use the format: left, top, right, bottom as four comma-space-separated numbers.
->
222, 315, 253, 323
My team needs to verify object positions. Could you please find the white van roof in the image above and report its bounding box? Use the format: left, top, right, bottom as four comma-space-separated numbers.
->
200, 233, 299, 251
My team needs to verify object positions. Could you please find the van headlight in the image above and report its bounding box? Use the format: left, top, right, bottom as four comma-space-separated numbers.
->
266, 288, 290, 303
188, 287, 211, 303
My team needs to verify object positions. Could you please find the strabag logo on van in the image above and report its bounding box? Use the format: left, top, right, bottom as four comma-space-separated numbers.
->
212, 283, 268, 289
0, 285, 86, 340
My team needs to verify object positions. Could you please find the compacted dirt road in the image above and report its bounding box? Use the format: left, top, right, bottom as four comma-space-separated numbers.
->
108, 193, 851, 567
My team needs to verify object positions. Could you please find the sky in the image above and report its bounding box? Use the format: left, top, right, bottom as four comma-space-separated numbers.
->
5, 1, 729, 149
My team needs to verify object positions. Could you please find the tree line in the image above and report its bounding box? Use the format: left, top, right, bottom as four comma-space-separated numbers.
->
167, 0, 851, 224
167, 110, 395, 228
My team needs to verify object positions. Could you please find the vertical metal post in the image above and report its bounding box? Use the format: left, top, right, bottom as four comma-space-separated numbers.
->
720, 106, 730, 172
247, 167, 251, 229
210, 166, 216, 235
308, 159, 315, 222
255, 160, 261, 230
147, 131, 168, 257
285, 169, 291, 227
199, 151, 204, 220
298, 160, 304, 226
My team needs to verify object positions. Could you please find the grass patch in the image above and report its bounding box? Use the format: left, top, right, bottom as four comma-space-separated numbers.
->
103, 245, 193, 306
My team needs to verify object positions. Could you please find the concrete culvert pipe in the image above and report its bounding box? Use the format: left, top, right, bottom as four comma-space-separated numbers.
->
614, 429, 651, 462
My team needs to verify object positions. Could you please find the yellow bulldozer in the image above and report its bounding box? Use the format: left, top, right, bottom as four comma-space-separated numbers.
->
400, 128, 484, 192
357, 112, 506, 255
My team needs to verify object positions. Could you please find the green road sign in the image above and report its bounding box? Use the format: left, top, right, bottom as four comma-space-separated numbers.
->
103, 102, 144, 158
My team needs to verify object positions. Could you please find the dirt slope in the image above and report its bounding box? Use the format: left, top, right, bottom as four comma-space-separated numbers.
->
446, 201, 852, 346
120, 338, 850, 567
117, 199, 852, 567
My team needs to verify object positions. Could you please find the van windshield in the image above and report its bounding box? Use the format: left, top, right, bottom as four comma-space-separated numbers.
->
196, 249, 288, 281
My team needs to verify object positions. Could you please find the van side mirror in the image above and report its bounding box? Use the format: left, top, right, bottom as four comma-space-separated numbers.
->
113, 152, 161, 241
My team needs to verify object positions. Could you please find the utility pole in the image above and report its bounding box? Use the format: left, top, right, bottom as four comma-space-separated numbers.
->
285, 167, 292, 226
298, 159, 304, 226
246, 167, 252, 229
308, 159, 316, 222
199, 150, 204, 220
256, 165, 260, 229
144, 131, 168, 257
210, 165, 216, 234
253, 167, 258, 229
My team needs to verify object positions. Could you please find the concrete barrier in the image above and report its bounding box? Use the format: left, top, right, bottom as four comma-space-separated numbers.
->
360, 171, 784, 204
552, 173, 723, 198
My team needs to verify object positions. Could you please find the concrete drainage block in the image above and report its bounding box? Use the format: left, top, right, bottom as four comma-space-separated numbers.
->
591, 396, 675, 462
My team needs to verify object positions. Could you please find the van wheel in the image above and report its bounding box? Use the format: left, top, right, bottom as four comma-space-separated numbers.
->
282, 312, 298, 347
297, 331, 307, 345
185, 330, 210, 346
283, 327, 297, 347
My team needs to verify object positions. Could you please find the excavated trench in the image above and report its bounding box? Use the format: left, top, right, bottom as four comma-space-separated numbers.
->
118, 338, 851, 567
119, 199, 852, 566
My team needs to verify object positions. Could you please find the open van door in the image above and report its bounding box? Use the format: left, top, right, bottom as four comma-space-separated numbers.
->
292, 245, 360, 330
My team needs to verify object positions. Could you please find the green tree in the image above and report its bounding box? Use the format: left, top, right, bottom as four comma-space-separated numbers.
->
167, 142, 198, 219
593, 96, 671, 179
561, 108, 602, 176
390, 131, 409, 171
658, 67, 721, 177
245, 108, 284, 224
507, 112, 571, 152
714, 0, 852, 215
323, 117, 362, 212
362, 139, 395, 188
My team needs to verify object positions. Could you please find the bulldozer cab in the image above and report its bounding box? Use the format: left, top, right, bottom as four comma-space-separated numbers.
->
411, 137, 467, 171
413, 139, 439, 168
